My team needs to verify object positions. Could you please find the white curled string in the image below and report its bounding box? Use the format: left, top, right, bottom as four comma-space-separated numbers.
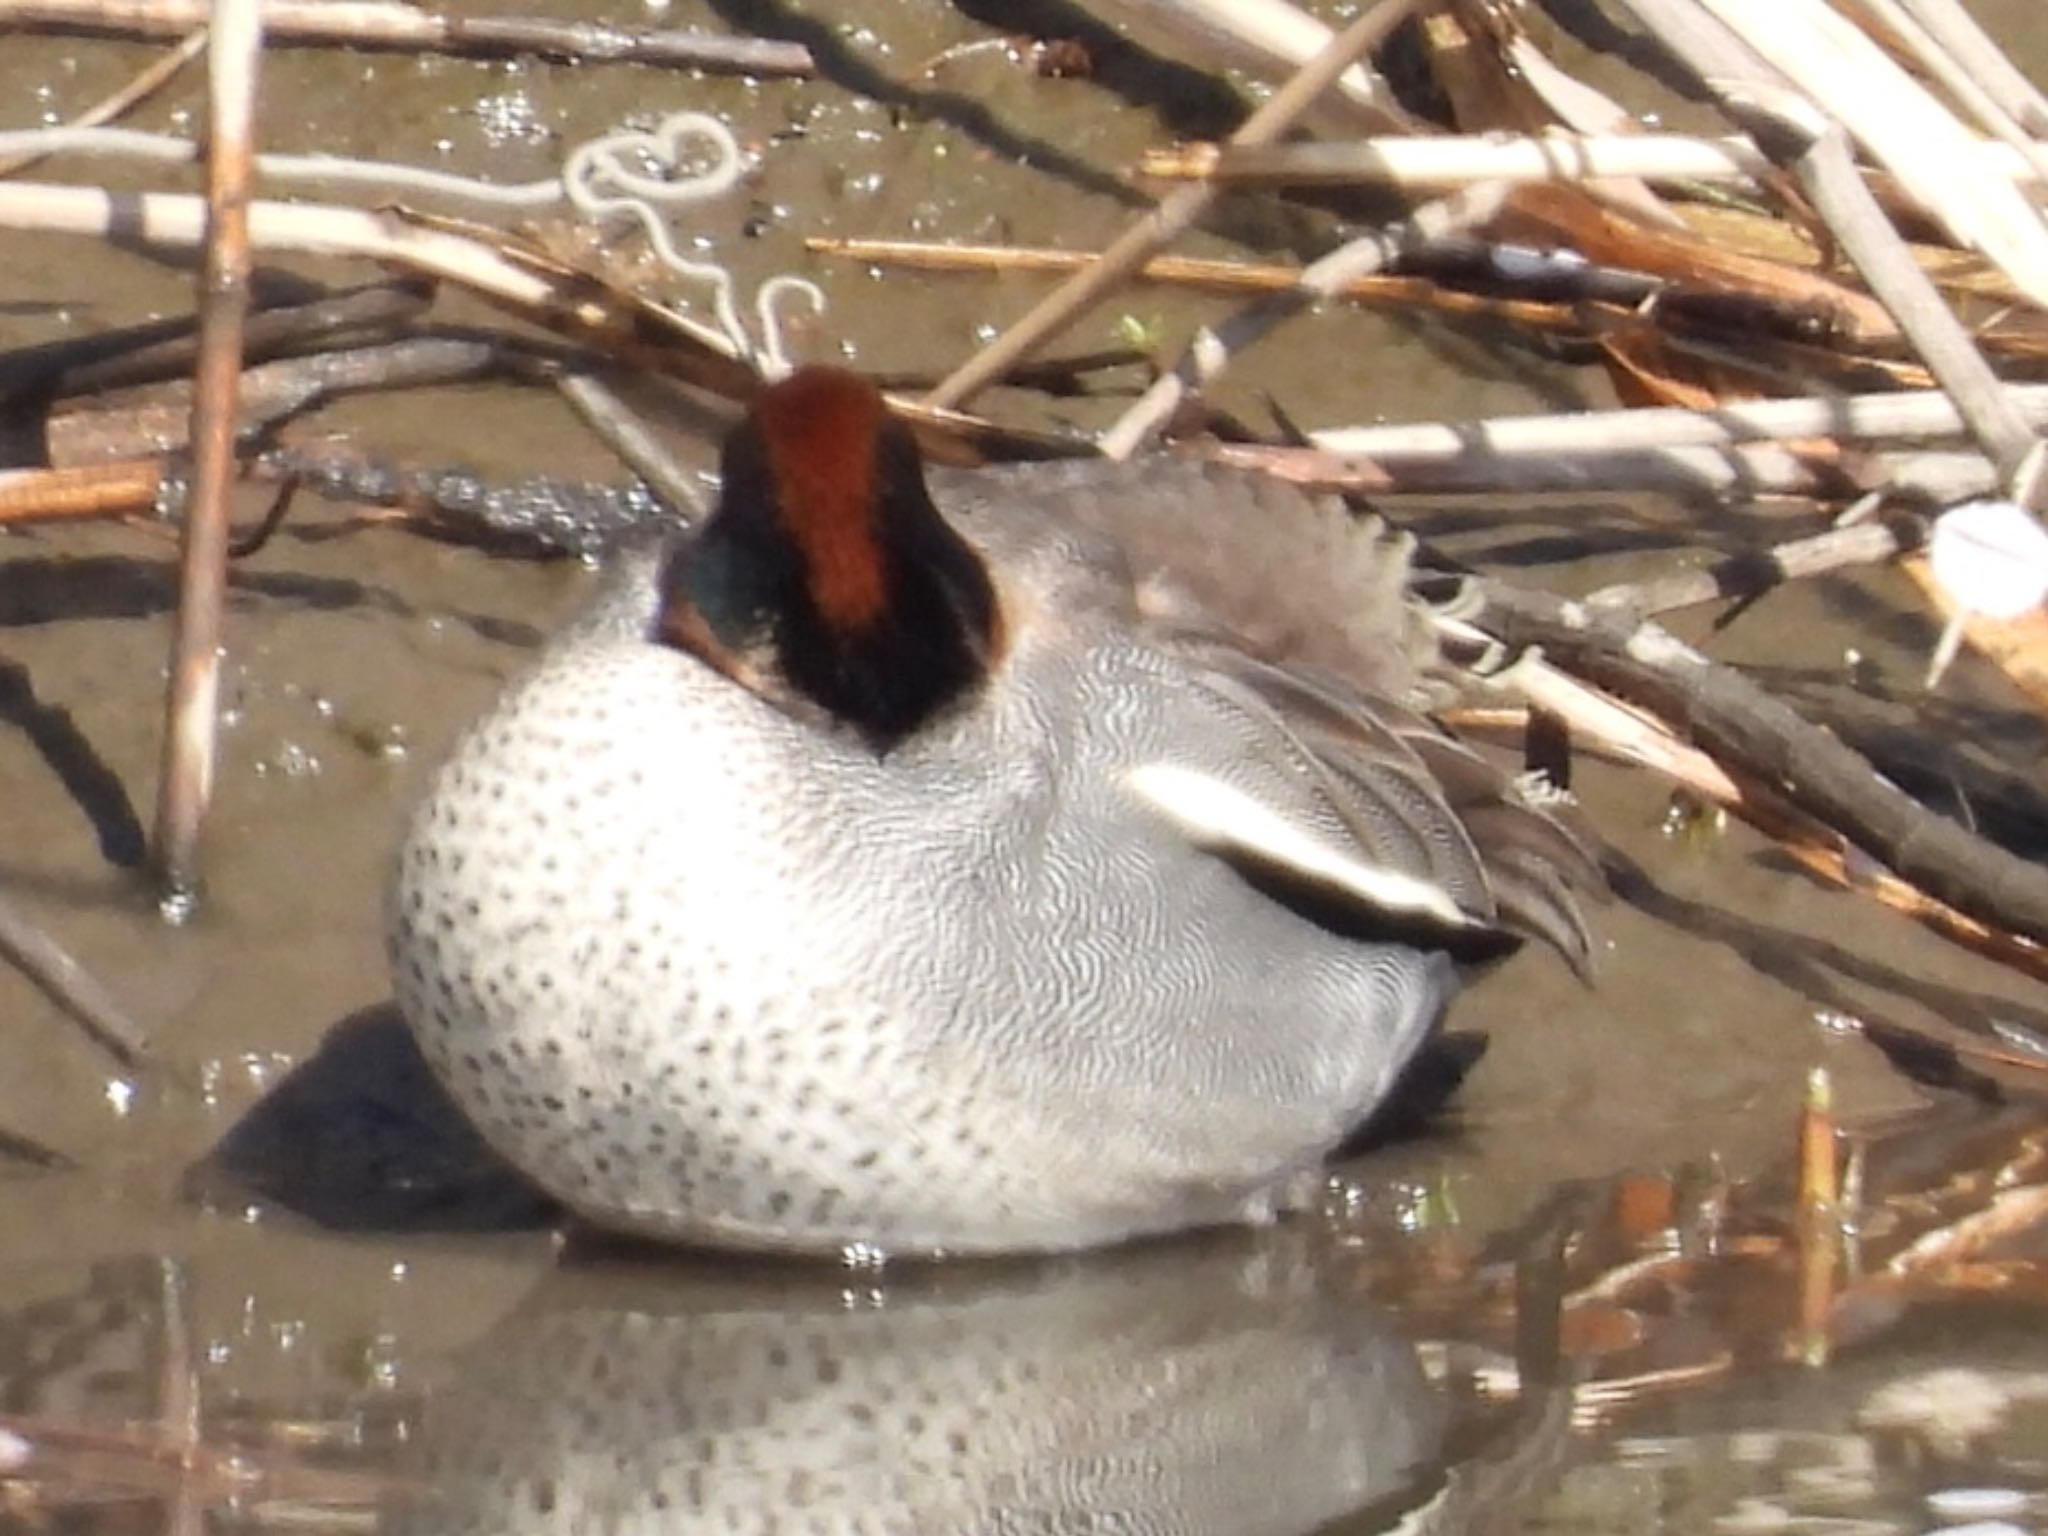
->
0, 112, 824, 375
561, 110, 824, 377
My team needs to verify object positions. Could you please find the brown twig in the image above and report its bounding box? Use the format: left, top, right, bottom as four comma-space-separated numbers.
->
0, 0, 812, 74
921, 0, 1425, 412
152, 0, 261, 911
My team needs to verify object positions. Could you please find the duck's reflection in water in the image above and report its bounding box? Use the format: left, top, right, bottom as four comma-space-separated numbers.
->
384, 1232, 1444, 1535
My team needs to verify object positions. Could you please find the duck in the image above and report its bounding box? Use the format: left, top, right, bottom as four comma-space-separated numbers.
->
387, 365, 1595, 1259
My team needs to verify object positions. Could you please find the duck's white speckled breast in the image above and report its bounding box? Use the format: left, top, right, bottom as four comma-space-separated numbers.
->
388, 537, 1449, 1255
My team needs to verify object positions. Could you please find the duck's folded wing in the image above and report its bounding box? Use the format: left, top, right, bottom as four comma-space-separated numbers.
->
1130, 636, 1597, 978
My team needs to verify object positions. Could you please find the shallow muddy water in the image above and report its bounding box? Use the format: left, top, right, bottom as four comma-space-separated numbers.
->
2, 2, 2047, 1531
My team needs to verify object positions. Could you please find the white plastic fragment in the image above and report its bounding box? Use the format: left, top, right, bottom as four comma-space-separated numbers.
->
1922, 498, 2048, 686
1927, 498, 2048, 620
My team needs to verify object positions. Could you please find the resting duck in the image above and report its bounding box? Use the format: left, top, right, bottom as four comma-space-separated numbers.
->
388, 367, 1594, 1258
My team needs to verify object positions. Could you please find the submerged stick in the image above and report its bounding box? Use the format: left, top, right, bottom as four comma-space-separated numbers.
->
152, 0, 260, 911
0, 0, 813, 74
0, 889, 150, 1068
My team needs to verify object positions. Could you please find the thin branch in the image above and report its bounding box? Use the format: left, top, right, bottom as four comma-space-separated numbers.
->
0, 181, 758, 397
1210, 438, 1994, 501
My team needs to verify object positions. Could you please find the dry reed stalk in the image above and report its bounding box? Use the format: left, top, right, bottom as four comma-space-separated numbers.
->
1211, 437, 1994, 500
151, 0, 260, 909
1794, 1067, 1839, 1366
1694, 0, 2048, 304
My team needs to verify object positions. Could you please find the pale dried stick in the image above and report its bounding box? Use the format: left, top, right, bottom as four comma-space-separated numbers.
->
555, 371, 706, 518
921, 0, 1425, 412
1583, 517, 1924, 617
1607, 0, 2043, 503
1144, 131, 2040, 189
153, 0, 260, 910
0, 0, 813, 74
1305, 381, 2048, 459
0, 27, 206, 179
1099, 180, 1509, 458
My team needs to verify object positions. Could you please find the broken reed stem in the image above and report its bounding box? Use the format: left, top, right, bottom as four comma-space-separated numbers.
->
920, 0, 1424, 413
0, 26, 206, 179
1583, 516, 1922, 617
0, 0, 813, 74
1854, 0, 2048, 186
152, 0, 259, 911
1100, 179, 1510, 459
